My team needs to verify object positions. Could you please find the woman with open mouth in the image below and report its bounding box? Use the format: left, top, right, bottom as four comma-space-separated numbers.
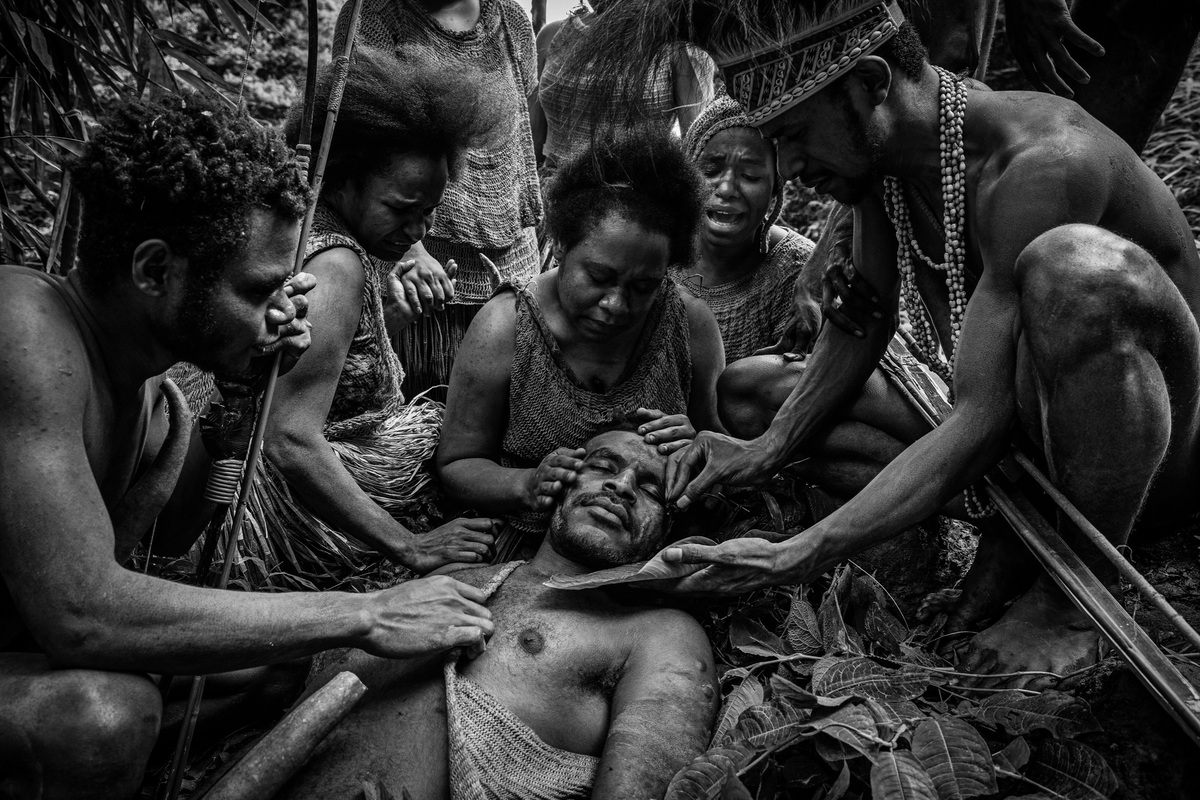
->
670, 95, 817, 364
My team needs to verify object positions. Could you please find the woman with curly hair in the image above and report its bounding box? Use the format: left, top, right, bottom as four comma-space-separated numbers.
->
435, 131, 725, 555
670, 95, 817, 363
220, 46, 508, 589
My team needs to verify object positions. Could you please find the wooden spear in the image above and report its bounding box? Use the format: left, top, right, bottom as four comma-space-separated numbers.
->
159, 1, 366, 797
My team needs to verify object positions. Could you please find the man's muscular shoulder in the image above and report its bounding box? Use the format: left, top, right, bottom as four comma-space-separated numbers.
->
0, 268, 92, 421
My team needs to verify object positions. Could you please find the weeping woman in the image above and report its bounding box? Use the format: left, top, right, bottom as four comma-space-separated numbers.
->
221, 46, 507, 588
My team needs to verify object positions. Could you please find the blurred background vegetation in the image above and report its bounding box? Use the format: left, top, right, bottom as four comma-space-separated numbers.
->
1, 1, 1196, 271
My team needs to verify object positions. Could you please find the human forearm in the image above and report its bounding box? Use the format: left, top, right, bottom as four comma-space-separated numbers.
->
792, 405, 1010, 575
36, 567, 369, 674
266, 432, 417, 562
438, 457, 531, 514
759, 322, 892, 464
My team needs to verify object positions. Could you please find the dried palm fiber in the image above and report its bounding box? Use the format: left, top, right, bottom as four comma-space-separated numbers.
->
206, 204, 441, 591
335, 0, 543, 308
671, 230, 814, 361
497, 279, 692, 555
538, 8, 716, 177
445, 562, 599, 800
555, 0, 912, 129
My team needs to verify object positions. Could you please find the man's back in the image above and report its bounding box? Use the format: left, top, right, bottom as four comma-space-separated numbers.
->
0, 266, 160, 651
967, 89, 1200, 305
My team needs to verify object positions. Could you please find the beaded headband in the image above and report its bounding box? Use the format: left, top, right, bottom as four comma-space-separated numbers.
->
720, 0, 905, 126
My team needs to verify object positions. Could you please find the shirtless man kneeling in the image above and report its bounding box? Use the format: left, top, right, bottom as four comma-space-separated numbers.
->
0, 95, 493, 799
283, 427, 718, 800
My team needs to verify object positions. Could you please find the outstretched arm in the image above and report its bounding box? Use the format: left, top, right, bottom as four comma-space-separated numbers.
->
591, 611, 717, 799
662, 138, 1112, 592
667, 192, 899, 507
0, 277, 493, 674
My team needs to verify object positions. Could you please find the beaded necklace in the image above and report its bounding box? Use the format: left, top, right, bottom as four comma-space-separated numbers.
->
883, 65, 968, 387
883, 68, 994, 519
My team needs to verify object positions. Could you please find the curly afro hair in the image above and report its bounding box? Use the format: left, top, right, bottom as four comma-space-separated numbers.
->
71, 92, 310, 294
544, 128, 704, 266
285, 45, 508, 193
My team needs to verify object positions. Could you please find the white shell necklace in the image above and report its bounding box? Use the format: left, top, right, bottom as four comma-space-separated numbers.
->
883, 65, 968, 387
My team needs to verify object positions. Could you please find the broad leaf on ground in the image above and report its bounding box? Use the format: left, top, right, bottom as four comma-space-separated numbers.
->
785, 588, 823, 655
733, 702, 811, 749
819, 566, 856, 654
770, 673, 849, 710
911, 714, 998, 799
812, 657, 933, 702
965, 691, 1101, 739
806, 702, 888, 758
1022, 740, 1118, 800
993, 736, 1031, 773
729, 616, 786, 658
871, 750, 939, 800
711, 677, 765, 746
664, 747, 752, 800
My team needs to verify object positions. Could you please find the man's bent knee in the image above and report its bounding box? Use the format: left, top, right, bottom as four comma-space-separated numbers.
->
1015, 224, 1167, 351
717, 356, 799, 438
36, 671, 161, 798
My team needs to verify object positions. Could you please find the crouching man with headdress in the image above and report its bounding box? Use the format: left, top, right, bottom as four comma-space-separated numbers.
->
280, 425, 717, 800
0, 94, 496, 798
564, 1, 1200, 686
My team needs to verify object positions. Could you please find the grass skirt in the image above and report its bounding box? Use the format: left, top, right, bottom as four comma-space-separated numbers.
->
208, 398, 443, 592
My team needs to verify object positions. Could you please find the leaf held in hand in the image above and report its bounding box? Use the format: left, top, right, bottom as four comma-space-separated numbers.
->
543, 536, 718, 589
911, 714, 998, 799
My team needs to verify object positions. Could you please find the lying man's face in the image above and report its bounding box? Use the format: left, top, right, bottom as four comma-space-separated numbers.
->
547, 430, 669, 568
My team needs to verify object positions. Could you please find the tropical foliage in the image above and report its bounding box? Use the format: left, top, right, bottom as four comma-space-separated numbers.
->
0, 0, 335, 268
675, 563, 1118, 800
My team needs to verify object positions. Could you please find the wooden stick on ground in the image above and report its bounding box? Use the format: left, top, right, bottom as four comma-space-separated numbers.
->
196, 671, 368, 800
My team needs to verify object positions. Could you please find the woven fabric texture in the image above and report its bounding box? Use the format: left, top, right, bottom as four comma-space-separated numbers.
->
671, 229, 815, 362
445, 562, 599, 800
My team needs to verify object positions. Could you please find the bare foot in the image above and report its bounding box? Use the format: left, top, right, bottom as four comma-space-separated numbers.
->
920, 521, 1037, 634
950, 580, 1104, 690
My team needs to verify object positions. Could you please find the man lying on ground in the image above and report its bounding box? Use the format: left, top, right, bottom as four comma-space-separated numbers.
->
0, 94, 494, 799
283, 426, 718, 800
564, 0, 1200, 686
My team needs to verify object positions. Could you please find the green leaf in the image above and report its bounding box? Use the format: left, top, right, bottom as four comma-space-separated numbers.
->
812, 657, 932, 702
664, 748, 751, 800
733, 702, 811, 749
826, 762, 852, 800
965, 691, 1101, 739
729, 616, 786, 658
864, 601, 908, 655
784, 588, 823, 655
911, 715, 998, 799
770, 673, 849, 710
818, 565, 856, 655
806, 702, 886, 758
1023, 741, 1118, 800
993, 736, 1031, 773
870, 750, 939, 800
544, 536, 717, 589
711, 676, 765, 746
